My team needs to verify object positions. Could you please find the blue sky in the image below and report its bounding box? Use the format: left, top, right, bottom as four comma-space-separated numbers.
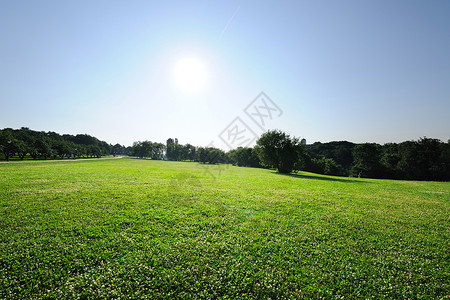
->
1, 0, 449, 148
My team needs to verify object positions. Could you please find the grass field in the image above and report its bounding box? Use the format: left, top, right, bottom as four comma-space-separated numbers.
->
0, 158, 449, 299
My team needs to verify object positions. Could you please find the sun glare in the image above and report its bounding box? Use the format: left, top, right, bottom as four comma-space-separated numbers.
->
172, 56, 208, 93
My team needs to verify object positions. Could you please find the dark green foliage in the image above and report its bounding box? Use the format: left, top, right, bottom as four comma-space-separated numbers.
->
196, 147, 226, 164
0, 127, 113, 160
165, 138, 177, 160
227, 147, 261, 167
351, 143, 385, 178
306, 141, 355, 170
164, 139, 197, 161
131, 141, 164, 159
2, 127, 448, 181
0, 129, 19, 161
34, 137, 53, 159
111, 143, 128, 156
306, 156, 346, 176
161, 138, 225, 164
380, 143, 401, 178
53, 140, 74, 159
387, 138, 449, 181
307, 138, 449, 181
254, 130, 305, 173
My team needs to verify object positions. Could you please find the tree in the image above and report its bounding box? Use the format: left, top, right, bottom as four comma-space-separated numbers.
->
0, 130, 17, 161
131, 141, 144, 158
305, 141, 355, 171
88, 145, 102, 158
351, 143, 384, 178
184, 144, 196, 161
34, 136, 52, 159
166, 138, 176, 160
15, 140, 28, 160
150, 142, 164, 160
227, 147, 261, 167
440, 141, 450, 180
195, 147, 225, 164
397, 138, 445, 180
111, 143, 124, 157
380, 143, 401, 179
205, 147, 225, 164
0, 127, 114, 161
131, 141, 164, 159
305, 156, 346, 176
53, 141, 73, 159
254, 130, 304, 173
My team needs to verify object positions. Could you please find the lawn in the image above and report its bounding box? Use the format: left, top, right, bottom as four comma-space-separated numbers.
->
0, 158, 449, 299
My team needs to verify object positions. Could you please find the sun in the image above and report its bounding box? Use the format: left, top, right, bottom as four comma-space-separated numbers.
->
172, 56, 208, 93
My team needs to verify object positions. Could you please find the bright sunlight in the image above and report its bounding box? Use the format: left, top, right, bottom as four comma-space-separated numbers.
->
172, 56, 208, 93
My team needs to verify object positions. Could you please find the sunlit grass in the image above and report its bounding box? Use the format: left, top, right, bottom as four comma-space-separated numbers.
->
0, 158, 449, 298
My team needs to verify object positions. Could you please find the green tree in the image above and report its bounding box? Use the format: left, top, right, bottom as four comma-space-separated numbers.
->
254, 130, 304, 173
227, 147, 261, 167
380, 143, 401, 178
166, 138, 176, 160
150, 142, 164, 160
35, 137, 52, 159
184, 144, 196, 161
195, 147, 225, 164
351, 143, 384, 178
15, 140, 28, 160
306, 156, 346, 176
397, 138, 445, 180
0, 130, 17, 161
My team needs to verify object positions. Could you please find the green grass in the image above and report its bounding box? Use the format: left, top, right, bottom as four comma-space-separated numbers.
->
0, 158, 449, 299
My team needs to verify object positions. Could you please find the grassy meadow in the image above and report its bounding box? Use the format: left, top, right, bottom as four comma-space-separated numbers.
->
0, 158, 449, 299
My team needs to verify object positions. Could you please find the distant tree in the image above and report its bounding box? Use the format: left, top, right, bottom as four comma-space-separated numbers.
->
227, 147, 261, 167
184, 144, 196, 161
306, 156, 345, 176
131, 141, 164, 159
196, 147, 207, 163
166, 138, 176, 160
35, 137, 52, 159
88, 145, 102, 158
205, 147, 226, 164
131, 141, 144, 158
351, 143, 384, 178
16, 127, 37, 160
111, 143, 124, 157
397, 137, 445, 180
0, 130, 17, 161
53, 141, 72, 159
380, 143, 401, 178
306, 141, 355, 171
416, 137, 444, 180
195, 147, 226, 164
254, 130, 304, 173
29, 142, 39, 159
172, 143, 183, 161
0, 127, 114, 161
15, 140, 28, 160
440, 141, 450, 180
150, 142, 165, 160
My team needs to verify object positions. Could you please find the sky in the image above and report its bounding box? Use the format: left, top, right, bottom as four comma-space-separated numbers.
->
1, 0, 449, 149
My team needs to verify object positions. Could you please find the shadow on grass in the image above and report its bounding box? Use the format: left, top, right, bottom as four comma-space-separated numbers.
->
274, 172, 365, 183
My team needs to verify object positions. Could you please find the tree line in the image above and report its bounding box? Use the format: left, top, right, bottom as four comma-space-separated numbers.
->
134, 131, 449, 181
297, 138, 449, 181
0, 127, 130, 161
2, 127, 448, 181
229, 131, 449, 181
131, 138, 227, 164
